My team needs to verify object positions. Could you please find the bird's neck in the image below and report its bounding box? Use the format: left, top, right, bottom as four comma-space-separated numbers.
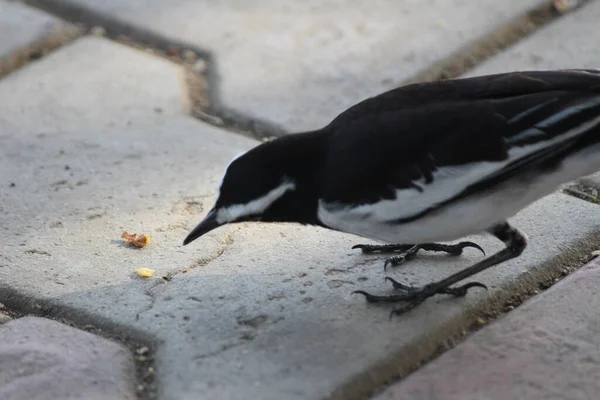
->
266, 130, 330, 226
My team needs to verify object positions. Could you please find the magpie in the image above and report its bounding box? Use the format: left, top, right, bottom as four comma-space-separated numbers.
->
183, 69, 600, 317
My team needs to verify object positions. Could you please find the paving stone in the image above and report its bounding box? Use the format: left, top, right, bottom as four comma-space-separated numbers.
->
0, 0, 81, 78
372, 256, 600, 400
2, 36, 600, 400
55, 0, 546, 132
0, 316, 136, 400
465, 0, 600, 77
466, 0, 600, 76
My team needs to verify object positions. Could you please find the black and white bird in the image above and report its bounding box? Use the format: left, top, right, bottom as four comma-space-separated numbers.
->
183, 69, 600, 316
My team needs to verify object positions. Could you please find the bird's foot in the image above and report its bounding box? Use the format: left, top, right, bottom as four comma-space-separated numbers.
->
352, 243, 414, 254
352, 242, 485, 270
353, 277, 487, 318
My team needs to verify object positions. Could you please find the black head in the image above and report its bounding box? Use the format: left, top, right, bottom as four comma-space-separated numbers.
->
183, 132, 326, 245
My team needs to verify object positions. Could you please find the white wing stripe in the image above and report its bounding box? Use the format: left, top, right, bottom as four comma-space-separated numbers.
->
507, 98, 558, 124
505, 127, 546, 146
535, 97, 600, 129
322, 112, 600, 224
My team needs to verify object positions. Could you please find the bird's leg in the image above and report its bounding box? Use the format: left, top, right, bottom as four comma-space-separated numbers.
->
352, 241, 485, 269
353, 222, 527, 318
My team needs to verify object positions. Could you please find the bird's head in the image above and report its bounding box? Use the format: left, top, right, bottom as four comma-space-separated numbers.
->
183, 133, 325, 246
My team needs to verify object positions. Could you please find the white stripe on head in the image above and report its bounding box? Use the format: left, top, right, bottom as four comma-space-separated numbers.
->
216, 180, 296, 224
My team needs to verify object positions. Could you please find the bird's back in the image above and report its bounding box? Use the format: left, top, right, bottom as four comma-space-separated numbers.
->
317, 69, 600, 242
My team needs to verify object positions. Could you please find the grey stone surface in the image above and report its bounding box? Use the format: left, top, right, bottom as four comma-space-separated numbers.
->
465, 0, 600, 76
372, 257, 600, 400
0, 0, 79, 77
0, 35, 255, 299
0, 317, 136, 400
58, 0, 546, 132
2, 36, 600, 400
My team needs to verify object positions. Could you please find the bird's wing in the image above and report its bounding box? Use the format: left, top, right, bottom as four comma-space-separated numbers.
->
329, 69, 600, 125
321, 70, 600, 224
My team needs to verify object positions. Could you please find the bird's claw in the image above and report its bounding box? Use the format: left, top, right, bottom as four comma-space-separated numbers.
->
383, 254, 410, 270
442, 281, 488, 296
353, 277, 488, 317
453, 241, 486, 256
351, 243, 412, 254
352, 289, 415, 303
351, 244, 373, 253
384, 276, 417, 292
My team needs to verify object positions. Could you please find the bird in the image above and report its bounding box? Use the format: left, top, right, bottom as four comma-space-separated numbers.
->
183, 69, 600, 317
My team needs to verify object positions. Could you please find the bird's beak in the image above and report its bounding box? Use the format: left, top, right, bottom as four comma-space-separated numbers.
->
183, 208, 222, 245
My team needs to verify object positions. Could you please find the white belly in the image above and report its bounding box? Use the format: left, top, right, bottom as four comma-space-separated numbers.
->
318, 144, 600, 244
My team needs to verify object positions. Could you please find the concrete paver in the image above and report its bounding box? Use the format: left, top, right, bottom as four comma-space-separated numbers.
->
0, 0, 80, 78
466, 0, 600, 75
54, 0, 546, 132
1, 35, 600, 400
0, 317, 136, 400
372, 257, 600, 400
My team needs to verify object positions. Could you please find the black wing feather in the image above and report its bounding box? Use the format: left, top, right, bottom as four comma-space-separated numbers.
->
322, 70, 600, 208
329, 69, 600, 126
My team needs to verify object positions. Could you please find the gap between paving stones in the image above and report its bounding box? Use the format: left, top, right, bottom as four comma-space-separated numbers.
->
563, 185, 600, 204
401, 0, 592, 85
328, 227, 600, 400
12, 0, 589, 143
0, 5, 82, 80
0, 285, 160, 400
0, 303, 12, 324
12, 0, 288, 141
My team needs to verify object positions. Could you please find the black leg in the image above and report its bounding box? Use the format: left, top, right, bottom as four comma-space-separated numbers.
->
353, 241, 485, 269
353, 222, 527, 318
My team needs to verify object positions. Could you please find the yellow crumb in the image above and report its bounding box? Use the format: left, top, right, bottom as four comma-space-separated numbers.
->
136, 268, 156, 278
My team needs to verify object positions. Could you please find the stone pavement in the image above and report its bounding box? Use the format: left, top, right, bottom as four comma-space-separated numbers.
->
27, 0, 553, 133
374, 257, 600, 400
0, 0, 599, 399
